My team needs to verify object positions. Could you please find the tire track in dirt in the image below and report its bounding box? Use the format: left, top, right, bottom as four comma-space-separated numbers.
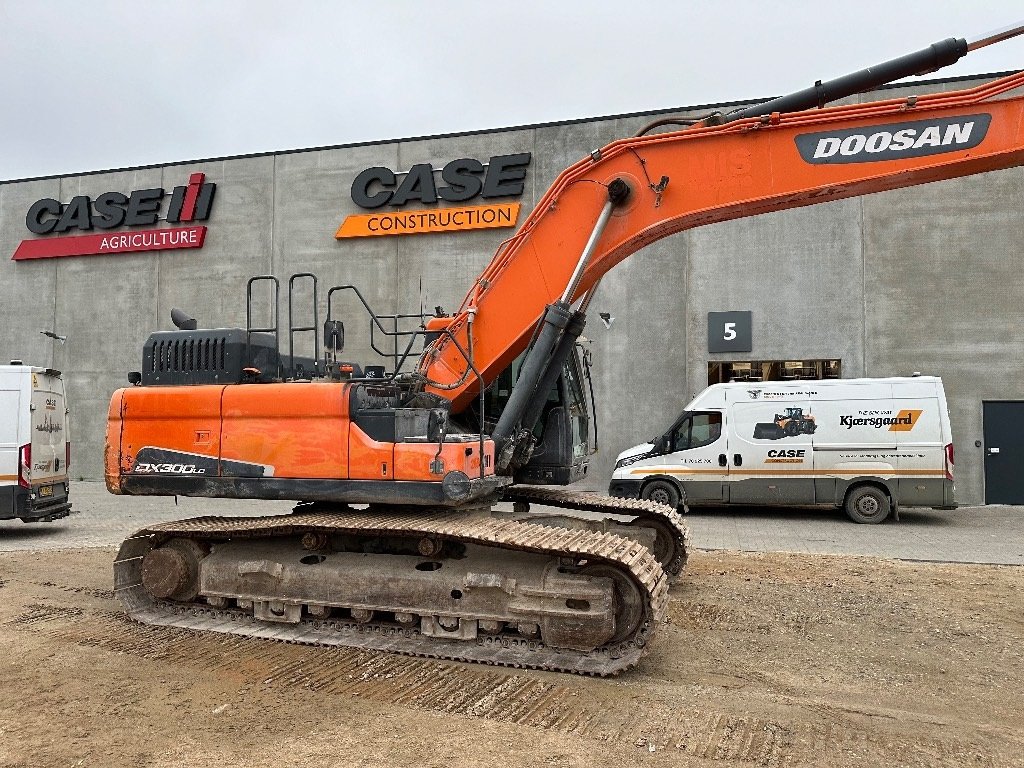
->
31, 580, 114, 600
8, 600, 997, 767
8, 601, 799, 763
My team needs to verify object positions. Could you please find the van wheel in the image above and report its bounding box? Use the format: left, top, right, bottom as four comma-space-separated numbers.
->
641, 480, 681, 510
844, 486, 891, 524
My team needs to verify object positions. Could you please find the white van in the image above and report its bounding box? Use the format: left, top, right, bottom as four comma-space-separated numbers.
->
609, 377, 955, 523
0, 364, 72, 522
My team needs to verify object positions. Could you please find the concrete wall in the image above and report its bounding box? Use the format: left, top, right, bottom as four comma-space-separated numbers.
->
1, 73, 1020, 505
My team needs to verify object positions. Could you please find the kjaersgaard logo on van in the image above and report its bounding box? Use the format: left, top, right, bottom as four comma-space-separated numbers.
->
840, 409, 923, 431
795, 114, 990, 164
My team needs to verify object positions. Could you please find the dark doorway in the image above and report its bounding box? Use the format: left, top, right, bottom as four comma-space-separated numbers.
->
983, 401, 1024, 504
707, 358, 841, 385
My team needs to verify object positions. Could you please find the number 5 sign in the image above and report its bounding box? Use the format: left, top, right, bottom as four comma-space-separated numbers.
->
708, 311, 752, 353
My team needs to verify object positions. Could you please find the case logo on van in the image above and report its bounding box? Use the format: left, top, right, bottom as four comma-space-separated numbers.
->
795, 115, 990, 165
766, 449, 805, 463
840, 409, 922, 431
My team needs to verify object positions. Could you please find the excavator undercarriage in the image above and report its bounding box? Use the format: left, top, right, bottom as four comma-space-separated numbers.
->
115, 491, 686, 675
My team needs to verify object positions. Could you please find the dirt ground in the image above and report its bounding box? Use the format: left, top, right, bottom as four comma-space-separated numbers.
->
0, 547, 1020, 768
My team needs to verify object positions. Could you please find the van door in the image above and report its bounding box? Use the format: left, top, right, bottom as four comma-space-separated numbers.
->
658, 411, 728, 502
892, 395, 947, 507
729, 400, 816, 504
30, 371, 69, 499
0, 386, 19, 488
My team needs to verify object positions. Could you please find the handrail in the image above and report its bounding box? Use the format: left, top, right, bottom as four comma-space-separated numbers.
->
288, 272, 320, 378
245, 275, 280, 378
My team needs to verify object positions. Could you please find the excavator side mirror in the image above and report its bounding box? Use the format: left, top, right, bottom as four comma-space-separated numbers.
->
427, 408, 448, 443
323, 320, 345, 354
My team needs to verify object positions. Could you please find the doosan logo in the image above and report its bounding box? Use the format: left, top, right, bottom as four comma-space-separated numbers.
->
795, 114, 991, 165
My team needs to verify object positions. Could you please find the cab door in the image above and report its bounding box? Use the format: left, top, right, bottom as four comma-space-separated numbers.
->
660, 411, 728, 502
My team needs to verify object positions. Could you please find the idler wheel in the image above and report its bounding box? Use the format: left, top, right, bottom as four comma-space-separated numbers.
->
580, 564, 645, 644
627, 517, 683, 575
141, 538, 207, 602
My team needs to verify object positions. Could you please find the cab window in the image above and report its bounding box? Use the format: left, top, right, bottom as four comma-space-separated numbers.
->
670, 412, 722, 451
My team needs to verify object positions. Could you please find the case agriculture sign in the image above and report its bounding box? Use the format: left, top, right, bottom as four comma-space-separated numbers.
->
12, 173, 216, 261
336, 153, 530, 238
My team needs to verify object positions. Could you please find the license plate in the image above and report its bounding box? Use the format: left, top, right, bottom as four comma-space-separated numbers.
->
39, 485, 53, 497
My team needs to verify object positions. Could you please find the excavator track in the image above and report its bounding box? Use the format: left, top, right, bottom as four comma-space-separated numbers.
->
502, 486, 690, 579
113, 507, 669, 676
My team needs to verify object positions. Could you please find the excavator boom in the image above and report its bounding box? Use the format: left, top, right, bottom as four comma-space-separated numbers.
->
422, 64, 1024, 412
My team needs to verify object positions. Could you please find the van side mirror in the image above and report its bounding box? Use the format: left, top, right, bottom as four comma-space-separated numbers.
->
653, 435, 669, 454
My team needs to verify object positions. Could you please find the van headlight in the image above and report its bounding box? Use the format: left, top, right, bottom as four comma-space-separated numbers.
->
614, 453, 651, 469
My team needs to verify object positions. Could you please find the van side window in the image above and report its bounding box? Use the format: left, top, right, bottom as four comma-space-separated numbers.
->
671, 412, 722, 451
689, 412, 722, 449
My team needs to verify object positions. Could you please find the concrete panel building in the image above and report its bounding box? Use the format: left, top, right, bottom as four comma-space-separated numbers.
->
2, 72, 1022, 506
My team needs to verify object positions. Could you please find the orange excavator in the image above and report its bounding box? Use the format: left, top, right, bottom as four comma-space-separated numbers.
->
108, 24, 1024, 675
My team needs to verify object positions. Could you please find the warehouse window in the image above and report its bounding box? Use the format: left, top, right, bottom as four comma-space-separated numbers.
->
707, 359, 841, 385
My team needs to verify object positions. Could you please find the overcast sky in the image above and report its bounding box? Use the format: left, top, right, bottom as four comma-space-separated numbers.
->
1, 1, 1022, 181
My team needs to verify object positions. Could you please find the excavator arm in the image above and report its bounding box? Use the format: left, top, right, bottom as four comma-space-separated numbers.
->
421, 59, 1024, 416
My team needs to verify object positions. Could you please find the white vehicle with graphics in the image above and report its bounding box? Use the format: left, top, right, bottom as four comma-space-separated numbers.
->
0, 364, 72, 522
609, 377, 955, 523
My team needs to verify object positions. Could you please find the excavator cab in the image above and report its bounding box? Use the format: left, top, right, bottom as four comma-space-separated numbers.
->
477, 343, 594, 485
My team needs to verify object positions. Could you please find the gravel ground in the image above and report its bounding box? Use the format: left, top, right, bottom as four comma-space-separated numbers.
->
0, 547, 1021, 768
1, 482, 1021, 767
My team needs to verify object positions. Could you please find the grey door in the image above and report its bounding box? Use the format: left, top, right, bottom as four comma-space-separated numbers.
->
983, 401, 1024, 504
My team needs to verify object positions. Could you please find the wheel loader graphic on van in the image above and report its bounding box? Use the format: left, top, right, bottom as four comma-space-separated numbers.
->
753, 407, 817, 440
